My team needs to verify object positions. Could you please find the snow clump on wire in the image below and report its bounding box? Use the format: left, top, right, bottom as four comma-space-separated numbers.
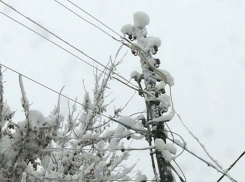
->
155, 138, 177, 163
156, 69, 175, 86
133, 11, 150, 27
146, 36, 161, 49
121, 24, 134, 35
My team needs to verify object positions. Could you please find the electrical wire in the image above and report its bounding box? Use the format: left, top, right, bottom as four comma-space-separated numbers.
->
0, 63, 148, 134
0, 1, 139, 91
66, 0, 122, 38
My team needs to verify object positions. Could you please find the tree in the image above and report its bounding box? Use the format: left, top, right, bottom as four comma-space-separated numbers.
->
0, 10, 179, 182
0, 54, 147, 182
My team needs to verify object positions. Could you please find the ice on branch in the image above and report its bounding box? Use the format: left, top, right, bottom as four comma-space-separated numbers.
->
28, 110, 45, 129
133, 11, 150, 27
118, 116, 135, 128
82, 91, 91, 113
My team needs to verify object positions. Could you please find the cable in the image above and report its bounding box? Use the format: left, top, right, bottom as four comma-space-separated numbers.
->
217, 151, 245, 182
0, 1, 139, 90
66, 0, 122, 38
167, 136, 237, 182
0, 11, 105, 73
0, 63, 147, 134
0, 10, 139, 93
172, 160, 186, 182
54, 0, 120, 40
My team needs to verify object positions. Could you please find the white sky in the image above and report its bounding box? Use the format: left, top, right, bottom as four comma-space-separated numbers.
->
0, 0, 245, 181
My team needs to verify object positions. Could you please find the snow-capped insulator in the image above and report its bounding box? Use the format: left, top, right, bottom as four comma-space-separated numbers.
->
153, 45, 158, 52
131, 49, 138, 56
133, 11, 150, 27
155, 58, 160, 65
128, 34, 136, 41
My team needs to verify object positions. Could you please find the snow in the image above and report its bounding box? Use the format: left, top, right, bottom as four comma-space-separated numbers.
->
155, 138, 166, 152
130, 71, 141, 80
152, 110, 175, 122
158, 94, 171, 108
121, 24, 134, 35
156, 69, 175, 86
1, 103, 12, 117
115, 124, 131, 138
28, 110, 45, 129
174, 139, 186, 148
162, 150, 172, 163
109, 138, 120, 151
155, 81, 165, 91
82, 92, 91, 112
133, 11, 150, 27
155, 139, 176, 162
118, 116, 135, 128
165, 143, 177, 155
135, 172, 148, 182
95, 161, 106, 177
146, 36, 161, 48
133, 120, 145, 130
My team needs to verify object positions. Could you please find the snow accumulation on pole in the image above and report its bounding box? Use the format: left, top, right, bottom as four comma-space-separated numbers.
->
121, 11, 176, 182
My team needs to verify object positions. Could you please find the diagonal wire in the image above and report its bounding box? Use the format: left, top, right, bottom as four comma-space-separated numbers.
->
0, 0, 139, 90
217, 151, 245, 182
65, 0, 122, 37
0, 63, 147, 134
0, 11, 104, 74
54, 0, 121, 39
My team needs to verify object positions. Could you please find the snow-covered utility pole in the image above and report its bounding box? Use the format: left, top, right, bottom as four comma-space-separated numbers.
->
122, 12, 175, 182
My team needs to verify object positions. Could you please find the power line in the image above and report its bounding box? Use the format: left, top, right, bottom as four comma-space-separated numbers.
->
54, 0, 120, 39
217, 151, 245, 182
0, 10, 139, 94
0, 11, 104, 74
0, 63, 147, 134
56, 2, 236, 179
0, 0, 139, 90
65, 0, 122, 37
1, 3, 236, 181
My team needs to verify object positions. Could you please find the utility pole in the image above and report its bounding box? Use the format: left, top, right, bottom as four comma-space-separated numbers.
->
122, 12, 174, 182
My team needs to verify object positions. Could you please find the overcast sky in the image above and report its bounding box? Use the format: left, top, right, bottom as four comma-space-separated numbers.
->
0, 0, 245, 181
